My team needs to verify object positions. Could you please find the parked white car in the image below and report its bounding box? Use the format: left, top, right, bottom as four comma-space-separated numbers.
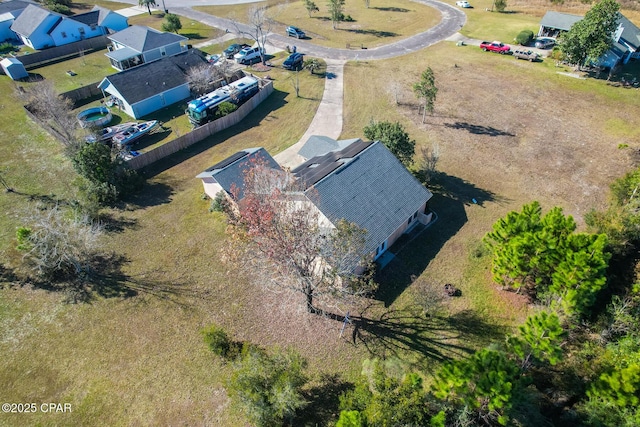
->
456, 1, 471, 7
234, 46, 264, 65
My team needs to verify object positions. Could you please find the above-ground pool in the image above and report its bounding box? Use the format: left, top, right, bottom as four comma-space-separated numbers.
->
77, 106, 112, 128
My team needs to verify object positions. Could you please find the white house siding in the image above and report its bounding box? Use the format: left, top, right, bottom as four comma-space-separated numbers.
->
201, 179, 224, 199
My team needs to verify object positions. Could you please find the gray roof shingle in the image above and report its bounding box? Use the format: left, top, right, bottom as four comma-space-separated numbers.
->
0, 0, 31, 15
619, 15, 640, 51
196, 148, 281, 199
10, 4, 60, 37
294, 140, 433, 258
108, 25, 187, 53
540, 11, 582, 31
68, 10, 99, 27
100, 49, 207, 105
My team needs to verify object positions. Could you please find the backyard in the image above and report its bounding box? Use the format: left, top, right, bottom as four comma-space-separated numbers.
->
1, 0, 640, 425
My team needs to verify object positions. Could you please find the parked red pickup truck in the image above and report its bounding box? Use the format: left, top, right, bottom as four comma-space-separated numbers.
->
480, 41, 511, 54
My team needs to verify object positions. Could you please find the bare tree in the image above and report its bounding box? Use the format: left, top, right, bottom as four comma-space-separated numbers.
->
225, 158, 375, 315
232, 6, 271, 65
417, 143, 440, 184
16, 204, 102, 281
16, 80, 79, 147
186, 63, 225, 97
412, 67, 438, 124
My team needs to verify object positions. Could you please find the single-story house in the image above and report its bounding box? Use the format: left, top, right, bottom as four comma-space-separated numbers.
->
292, 139, 433, 263
0, 0, 30, 42
10, 4, 127, 50
198, 138, 434, 268
97, 49, 207, 119
0, 56, 27, 80
105, 25, 188, 71
197, 148, 282, 201
539, 10, 640, 67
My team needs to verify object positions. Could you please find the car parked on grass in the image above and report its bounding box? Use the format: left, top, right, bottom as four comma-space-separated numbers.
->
456, 1, 471, 7
283, 52, 304, 70
513, 49, 541, 62
286, 26, 305, 39
534, 37, 556, 49
480, 41, 511, 54
224, 43, 250, 59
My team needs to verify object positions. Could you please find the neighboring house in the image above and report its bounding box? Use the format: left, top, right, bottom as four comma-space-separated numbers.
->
197, 148, 282, 201
97, 49, 208, 119
10, 4, 126, 50
105, 25, 188, 71
0, 0, 30, 42
90, 5, 128, 33
292, 139, 433, 263
539, 10, 640, 67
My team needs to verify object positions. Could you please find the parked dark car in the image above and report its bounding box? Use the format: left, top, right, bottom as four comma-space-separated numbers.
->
224, 43, 250, 59
286, 26, 305, 39
534, 37, 556, 49
283, 52, 304, 70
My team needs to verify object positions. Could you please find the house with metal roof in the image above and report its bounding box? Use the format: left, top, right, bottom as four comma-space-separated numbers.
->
97, 49, 207, 119
539, 10, 640, 67
105, 25, 188, 71
197, 148, 282, 201
292, 140, 433, 263
0, 0, 30, 42
10, 4, 125, 50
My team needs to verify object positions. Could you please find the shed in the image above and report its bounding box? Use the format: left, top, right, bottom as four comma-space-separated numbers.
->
1, 57, 27, 80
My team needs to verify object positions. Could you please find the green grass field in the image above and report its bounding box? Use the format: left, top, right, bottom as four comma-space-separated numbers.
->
2, 0, 640, 425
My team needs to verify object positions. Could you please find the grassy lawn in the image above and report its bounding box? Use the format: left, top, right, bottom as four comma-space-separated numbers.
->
3, 1, 640, 425
196, 0, 440, 49
128, 11, 224, 42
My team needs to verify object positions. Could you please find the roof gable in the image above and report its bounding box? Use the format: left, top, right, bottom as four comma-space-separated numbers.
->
294, 141, 433, 257
10, 4, 61, 37
618, 15, 640, 50
196, 148, 282, 199
298, 135, 361, 160
108, 25, 187, 53
100, 49, 207, 105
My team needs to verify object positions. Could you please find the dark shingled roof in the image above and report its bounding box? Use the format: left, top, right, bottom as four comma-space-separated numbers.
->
68, 10, 99, 27
108, 25, 187, 53
196, 148, 282, 199
100, 49, 207, 105
91, 5, 113, 25
294, 140, 433, 259
10, 4, 60, 37
0, 0, 31, 15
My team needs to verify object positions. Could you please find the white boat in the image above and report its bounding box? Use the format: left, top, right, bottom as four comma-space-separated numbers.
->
86, 122, 137, 143
112, 120, 159, 146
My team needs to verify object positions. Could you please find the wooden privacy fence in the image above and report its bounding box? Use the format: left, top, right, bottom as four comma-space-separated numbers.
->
61, 83, 103, 107
4, 36, 110, 72
126, 80, 274, 170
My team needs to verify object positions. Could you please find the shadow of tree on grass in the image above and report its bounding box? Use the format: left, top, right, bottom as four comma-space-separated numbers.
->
444, 121, 515, 137
372, 6, 409, 12
296, 373, 353, 426
341, 28, 397, 38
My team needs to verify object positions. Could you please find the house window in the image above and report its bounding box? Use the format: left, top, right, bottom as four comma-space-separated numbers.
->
78, 28, 85, 34
61, 32, 67, 38
160, 47, 167, 56
408, 216, 412, 225
413, 211, 418, 219
90, 24, 97, 30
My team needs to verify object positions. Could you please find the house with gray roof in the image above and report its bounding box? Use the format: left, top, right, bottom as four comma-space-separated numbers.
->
0, 0, 30, 42
539, 10, 640, 67
106, 25, 188, 71
292, 139, 433, 264
98, 49, 207, 119
197, 148, 282, 201
10, 3, 125, 50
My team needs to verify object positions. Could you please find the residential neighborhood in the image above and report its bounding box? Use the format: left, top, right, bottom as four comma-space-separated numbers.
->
1, 0, 640, 425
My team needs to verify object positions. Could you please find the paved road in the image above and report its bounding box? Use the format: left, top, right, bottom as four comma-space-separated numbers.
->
172, 0, 466, 60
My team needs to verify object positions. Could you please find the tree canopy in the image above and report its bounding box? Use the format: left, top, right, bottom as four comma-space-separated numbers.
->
363, 120, 416, 166
558, 0, 620, 66
412, 67, 437, 124
161, 13, 182, 34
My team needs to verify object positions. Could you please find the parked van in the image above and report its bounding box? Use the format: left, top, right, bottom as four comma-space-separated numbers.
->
234, 46, 264, 65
